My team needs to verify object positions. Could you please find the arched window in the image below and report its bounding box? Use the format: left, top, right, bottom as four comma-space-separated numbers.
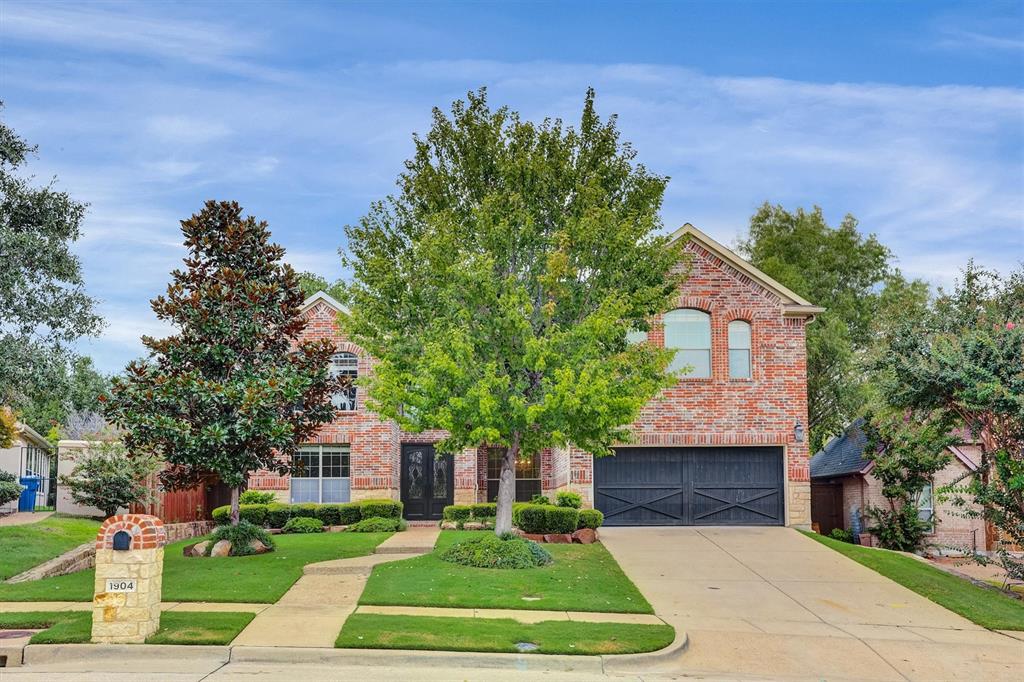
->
330, 352, 358, 410
664, 309, 711, 377
728, 320, 752, 379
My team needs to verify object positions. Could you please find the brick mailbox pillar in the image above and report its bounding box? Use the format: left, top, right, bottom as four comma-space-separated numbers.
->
91, 514, 167, 643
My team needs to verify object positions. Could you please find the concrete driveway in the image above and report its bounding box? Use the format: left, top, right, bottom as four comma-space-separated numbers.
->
602, 526, 1023, 681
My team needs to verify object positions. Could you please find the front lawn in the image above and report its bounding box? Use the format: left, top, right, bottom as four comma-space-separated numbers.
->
359, 530, 652, 613
337, 614, 674, 655
0, 610, 255, 645
0, 531, 391, 603
0, 514, 102, 580
803, 531, 1024, 631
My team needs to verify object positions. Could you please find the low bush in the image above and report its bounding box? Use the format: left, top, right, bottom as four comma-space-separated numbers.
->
207, 520, 275, 556
239, 490, 276, 505
266, 503, 291, 528
291, 503, 319, 519
439, 535, 552, 569
315, 502, 362, 526
828, 528, 854, 543
529, 494, 550, 505
470, 502, 497, 518
283, 517, 325, 534
555, 491, 582, 509
0, 479, 23, 507
212, 504, 269, 526
545, 505, 579, 534
360, 498, 403, 519
443, 505, 472, 522
577, 508, 604, 530
349, 516, 404, 532
514, 504, 548, 534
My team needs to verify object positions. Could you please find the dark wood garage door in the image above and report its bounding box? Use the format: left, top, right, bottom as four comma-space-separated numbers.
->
594, 447, 785, 526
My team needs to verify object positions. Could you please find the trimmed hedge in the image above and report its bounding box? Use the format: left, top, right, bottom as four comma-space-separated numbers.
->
360, 499, 403, 519
349, 516, 404, 532
555, 491, 582, 509
577, 508, 604, 530
544, 505, 579, 534
212, 503, 269, 527
513, 504, 548, 534
443, 505, 472, 522
316, 502, 362, 526
470, 502, 497, 518
283, 517, 325, 534
291, 503, 319, 519
214, 500, 370, 528
266, 503, 291, 528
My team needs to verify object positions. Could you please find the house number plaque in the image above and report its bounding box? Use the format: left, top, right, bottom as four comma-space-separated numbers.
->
105, 578, 137, 593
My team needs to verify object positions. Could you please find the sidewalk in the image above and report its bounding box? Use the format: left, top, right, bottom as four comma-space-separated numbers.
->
0, 511, 53, 527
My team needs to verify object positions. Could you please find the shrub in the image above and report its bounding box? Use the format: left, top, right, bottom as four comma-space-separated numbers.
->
555, 491, 582, 509
440, 535, 552, 569
529, 494, 550, 505
360, 498, 402, 519
577, 508, 604, 530
239, 490, 276, 505
291, 503, 319, 518
207, 520, 275, 556
57, 441, 161, 518
239, 504, 268, 526
470, 502, 497, 518
212, 505, 231, 525
545, 505, 579, 534
338, 502, 362, 525
266, 502, 291, 528
867, 505, 933, 552
828, 528, 854, 543
316, 504, 344, 526
349, 516, 404, 532
0, 471, 25, 506
283, 517, 325, 534
514, 504, 548, 534
443, 505, 472, 522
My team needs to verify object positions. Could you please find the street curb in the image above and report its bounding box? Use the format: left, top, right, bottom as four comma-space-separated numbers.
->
229, 645, 606, 673
22, 643, 230, 667
601, 626, 689, 674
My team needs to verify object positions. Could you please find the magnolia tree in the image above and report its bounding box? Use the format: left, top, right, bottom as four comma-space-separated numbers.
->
104, 201, 342, 525
872, 262, 1023, 578
341, 89, 683, 536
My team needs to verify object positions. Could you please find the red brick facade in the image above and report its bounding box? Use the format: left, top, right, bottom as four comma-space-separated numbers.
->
250, 226, 816, 525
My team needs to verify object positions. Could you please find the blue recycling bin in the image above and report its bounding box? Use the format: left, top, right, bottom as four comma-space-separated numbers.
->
18, 475, 40, 512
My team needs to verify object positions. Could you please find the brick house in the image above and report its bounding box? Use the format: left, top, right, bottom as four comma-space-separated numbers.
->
250, 224, 821, 527
810, 418, 988, 553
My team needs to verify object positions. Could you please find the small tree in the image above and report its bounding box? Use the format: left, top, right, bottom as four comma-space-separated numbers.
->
104, 201, 342, 525
58, 442, 161, 518
872, 262, 1024, 578
861, 410, 955, 551
342, 89, 682, 536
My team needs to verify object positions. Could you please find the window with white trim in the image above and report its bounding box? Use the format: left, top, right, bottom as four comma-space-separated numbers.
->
664, 309, 711, 377
728, 320, 752, 379
330, 352, 358, 411
915, 482, 934, 532
291, 444, 350, 503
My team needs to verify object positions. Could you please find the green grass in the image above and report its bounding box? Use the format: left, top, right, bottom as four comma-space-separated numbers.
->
0, 610, 255, 644
359, 530, 652, 614
0, 531, 391, 603
803, 531, 1024, 631
0, 514, 102, 579
337, 614, 675, 655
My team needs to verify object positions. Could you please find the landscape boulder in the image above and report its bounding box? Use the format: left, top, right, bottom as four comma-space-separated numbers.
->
462, 521, 485, 531
571, 528, 597, 544
544, 533, 573, 544
248, 539, 272, 554
523, 533, 545, 543
440, 521, 458, 530
210, 540, 232, 557
189, 541, 210, 557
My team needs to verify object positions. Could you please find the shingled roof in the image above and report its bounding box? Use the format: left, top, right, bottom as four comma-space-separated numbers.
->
809, 417, 872, 479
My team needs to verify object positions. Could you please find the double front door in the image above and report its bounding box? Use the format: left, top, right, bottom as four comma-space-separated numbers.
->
400, 444, 454, 521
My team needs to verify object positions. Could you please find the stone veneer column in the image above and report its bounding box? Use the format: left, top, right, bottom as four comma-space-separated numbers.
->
91, 514, 167, 643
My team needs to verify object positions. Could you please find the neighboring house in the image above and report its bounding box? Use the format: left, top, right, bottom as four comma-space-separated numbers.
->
0, 421, 54, 512
250, 224, 821, 527
810, 418, 987, 553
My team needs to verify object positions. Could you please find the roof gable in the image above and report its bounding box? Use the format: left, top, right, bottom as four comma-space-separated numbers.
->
669, 224, 824, 317
300, 291, 350, 316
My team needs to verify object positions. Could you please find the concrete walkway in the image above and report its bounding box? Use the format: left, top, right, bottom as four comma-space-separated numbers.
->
601, 526, 1024, 681
230, 526, 439, 648
0, 511, 53, 526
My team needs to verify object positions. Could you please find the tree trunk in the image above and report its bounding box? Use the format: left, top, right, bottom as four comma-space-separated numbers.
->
230, 485, 240, 526
494, 435, 520, 537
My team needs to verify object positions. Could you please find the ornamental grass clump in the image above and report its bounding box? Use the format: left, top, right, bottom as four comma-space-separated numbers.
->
207, 521, 275, 556
440, 534, 552, 569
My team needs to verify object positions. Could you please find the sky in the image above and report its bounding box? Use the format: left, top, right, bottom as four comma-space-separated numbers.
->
1, 0, 1022, 375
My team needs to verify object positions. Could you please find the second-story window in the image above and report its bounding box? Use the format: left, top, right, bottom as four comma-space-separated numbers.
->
664, 308, 711, 377
728, 320, 752, 379
330, 352, 358, 411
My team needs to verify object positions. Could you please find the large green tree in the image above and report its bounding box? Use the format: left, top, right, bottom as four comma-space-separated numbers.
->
296, 271, 345, 302
737, 204, 926, 451
872, 262, 1023, 579
341, 89, 683, 535
0, 111, 103, 431
105, 201, 342, 524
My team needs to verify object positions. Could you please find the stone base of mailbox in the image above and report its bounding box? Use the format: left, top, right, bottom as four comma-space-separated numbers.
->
91, 514, 167, 644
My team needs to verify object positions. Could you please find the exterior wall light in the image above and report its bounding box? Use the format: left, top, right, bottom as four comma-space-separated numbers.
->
794, 420, 805, 443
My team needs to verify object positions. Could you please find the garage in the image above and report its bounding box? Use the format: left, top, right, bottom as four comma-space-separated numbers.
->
594, 446, 785, 526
